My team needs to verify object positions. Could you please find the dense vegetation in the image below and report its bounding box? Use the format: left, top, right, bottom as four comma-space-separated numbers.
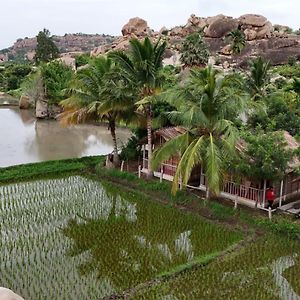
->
3, 27, 300, 300
0, 63, 32, 92
2, 33, 300, 195
40, 61, 73, 104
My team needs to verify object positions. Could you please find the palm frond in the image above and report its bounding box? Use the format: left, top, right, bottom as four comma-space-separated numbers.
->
152, 132, 191, 170
181, 135, 205, 184
205, 133, 223, 194
109, 51, 137, 81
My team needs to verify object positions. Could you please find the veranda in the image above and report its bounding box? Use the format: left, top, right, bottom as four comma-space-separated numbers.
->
140, 127, 300, 211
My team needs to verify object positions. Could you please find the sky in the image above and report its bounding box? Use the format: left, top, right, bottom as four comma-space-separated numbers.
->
1, 0, 299, 49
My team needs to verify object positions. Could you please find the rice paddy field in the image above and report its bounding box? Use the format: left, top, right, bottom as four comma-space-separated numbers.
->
133, 234, 300, 299
1, 175, 300, 299
0, 176, 241, 299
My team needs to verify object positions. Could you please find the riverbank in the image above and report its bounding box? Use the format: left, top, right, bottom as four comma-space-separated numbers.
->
0, 92, 18, 106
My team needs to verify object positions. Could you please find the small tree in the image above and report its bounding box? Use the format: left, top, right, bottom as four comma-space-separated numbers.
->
247, 57, 270, 100
227, 29, 246, 54
231, 130, 294, 182
40, 61, 73, 104
35, 29, 59, 64
180, 32, 209, 68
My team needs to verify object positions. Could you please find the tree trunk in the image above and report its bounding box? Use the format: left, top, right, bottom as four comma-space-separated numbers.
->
146, 111, 153, 179
110, 120, 120, 167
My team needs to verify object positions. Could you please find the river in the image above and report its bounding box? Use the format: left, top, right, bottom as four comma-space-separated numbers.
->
0, 107, 131, 167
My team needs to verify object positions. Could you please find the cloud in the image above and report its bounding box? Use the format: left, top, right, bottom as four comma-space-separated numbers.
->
1, 0, 300, 49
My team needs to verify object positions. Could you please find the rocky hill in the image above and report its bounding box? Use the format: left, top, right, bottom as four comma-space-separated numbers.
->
0, 33, 117, 62
2, 13, 300, 69
91, 14, 300, 69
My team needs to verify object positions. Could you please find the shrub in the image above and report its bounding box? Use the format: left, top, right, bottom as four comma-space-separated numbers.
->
120, 135, 142, 161
75, 53, 90, 68
227, 29, 246, 54
229, 130, 294, 181
288, 56, 297, 66
41, 61, 73, 104
0, 63, 32, 92
180, 32, 209, 67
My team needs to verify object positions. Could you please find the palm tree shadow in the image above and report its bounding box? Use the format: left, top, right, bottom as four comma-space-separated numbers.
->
62, 182, 195, 291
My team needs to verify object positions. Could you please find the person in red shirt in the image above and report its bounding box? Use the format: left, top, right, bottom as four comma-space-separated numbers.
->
266, 186, 275, 208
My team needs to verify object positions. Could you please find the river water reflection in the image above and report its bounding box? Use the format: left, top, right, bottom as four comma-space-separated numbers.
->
0, 107, 131, 167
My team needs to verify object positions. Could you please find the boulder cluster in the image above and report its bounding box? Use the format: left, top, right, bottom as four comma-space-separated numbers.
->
91, 14, 300, 68
168, 14, 273, 40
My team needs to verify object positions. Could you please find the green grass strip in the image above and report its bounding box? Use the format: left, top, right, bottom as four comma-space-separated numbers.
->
0, 156, 104, 184
158, 251, 220, 278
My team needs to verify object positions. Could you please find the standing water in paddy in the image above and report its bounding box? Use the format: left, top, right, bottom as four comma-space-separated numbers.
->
0, 176, 241, 299
0, 107, 131, 167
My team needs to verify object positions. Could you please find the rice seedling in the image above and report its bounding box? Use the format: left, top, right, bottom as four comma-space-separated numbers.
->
0, 176, 241, 299
133, 234, 300, 300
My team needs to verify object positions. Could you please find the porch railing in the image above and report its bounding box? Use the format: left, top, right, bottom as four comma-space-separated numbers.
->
222, 181, 264, 204
142, 159, 177, 177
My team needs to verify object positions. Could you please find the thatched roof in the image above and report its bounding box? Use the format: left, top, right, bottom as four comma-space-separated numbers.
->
154, 127, 186, 141
282, 131, 300, 171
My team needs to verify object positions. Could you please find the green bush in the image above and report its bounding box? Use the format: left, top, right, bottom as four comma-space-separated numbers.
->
75, 53, 90, 68
273, 65, 300, 78
120, 135, 142, 161
227, 29, 246, 54
256, 217, 300, 239
0, 63, 32, 92
180, 32, 209, 67
41, 61, 74, 103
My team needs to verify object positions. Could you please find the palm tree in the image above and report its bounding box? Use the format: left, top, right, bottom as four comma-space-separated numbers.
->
227, 29, 246, 54
109, 37, 167, 177
59, 56, 134, 166
152, 66, 247, 195
247, 57, 270, 100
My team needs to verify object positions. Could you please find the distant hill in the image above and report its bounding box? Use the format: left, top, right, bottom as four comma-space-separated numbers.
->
0, 33, 118, 62
2, 13, 300, 67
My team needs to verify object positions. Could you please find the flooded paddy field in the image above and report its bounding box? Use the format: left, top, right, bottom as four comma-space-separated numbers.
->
0, 176, 241, 299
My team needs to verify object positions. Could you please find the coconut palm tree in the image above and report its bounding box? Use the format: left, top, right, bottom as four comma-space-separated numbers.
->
247, 57, 270, 100
109, 37, 167, 177
59, 56, 134, 166
152, 66, 247, 195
